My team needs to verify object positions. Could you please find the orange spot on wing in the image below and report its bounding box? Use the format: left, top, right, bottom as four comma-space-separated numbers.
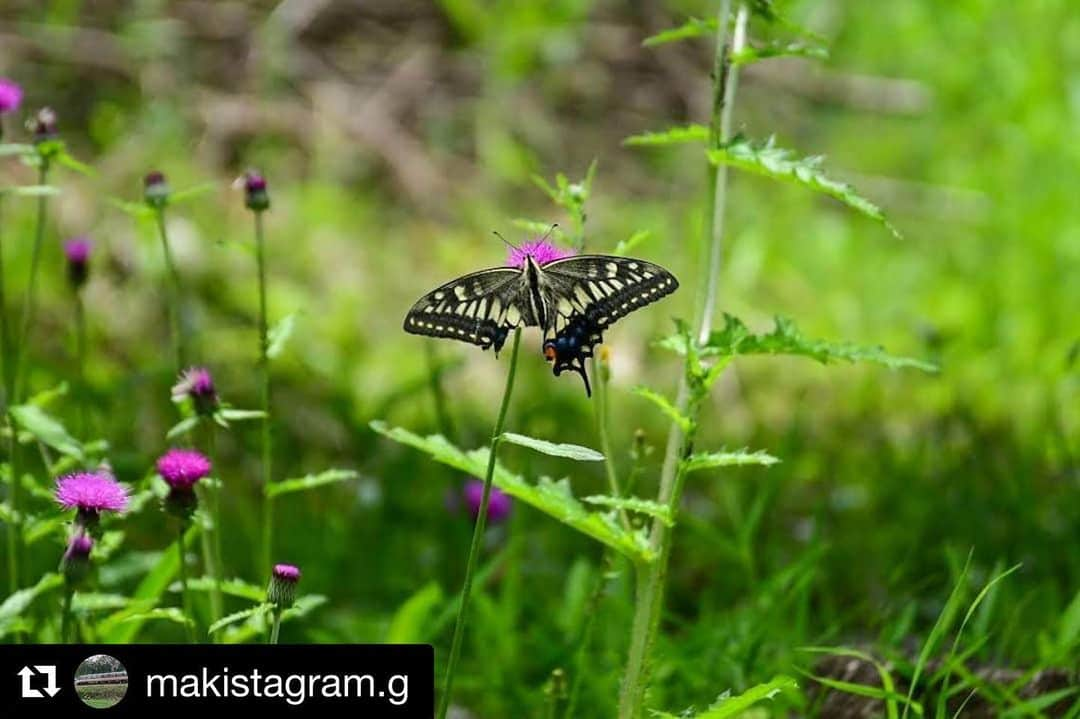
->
544, 345, 557, 362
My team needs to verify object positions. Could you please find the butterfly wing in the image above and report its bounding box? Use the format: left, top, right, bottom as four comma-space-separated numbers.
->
403, 267, 534, 353
539, 255, 679, 394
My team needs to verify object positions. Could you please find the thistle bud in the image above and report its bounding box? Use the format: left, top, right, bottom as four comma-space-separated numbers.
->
144, 171, 171, 209
172, 367, 218, 416
243, 170, 270, 212
61, 534, 93, 586
267, 563, 301, 609
64, 237, 91, 289
30, 106, 57, 143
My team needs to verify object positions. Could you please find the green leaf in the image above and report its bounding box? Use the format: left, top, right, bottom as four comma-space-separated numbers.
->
707, 136, 901, 238
683, 449, 780, 473
10, 403, 84, 460
732, 41, 829, 65
166, 416, 200, 439
799, 646, 904, 719
55, 150, 95, 177
218, 408, 266, 422
0, 184, 60, 197
117, 607, 194, 627
371, 421, 654, 563
643, 16, 717, 47
209, 604, 271, 635
0, 572, 64, 638
171, 576, 266, 602
583, 495, 673, 526
107, 196, 154, 219
799, 671, 920, 714
654, 675, 800, 718
266, 468, 358, 498
72, 593, 132, 613
386, 581, 443, 643
500, 432, 604, 462
268, 312, 299, 359
0, 143, 34, 157
660, 314, 938, 373
170, 182, 217, 205
632, 386, 690, 432
624, 124, 709, 147
102, 523, 199, 642
613, 230, 651, 256
24, 516, 68, 545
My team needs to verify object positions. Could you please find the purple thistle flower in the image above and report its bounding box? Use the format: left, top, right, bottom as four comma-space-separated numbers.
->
462, 479, 512, 523
506, 239, 574, 269
172, 366, 218, 415
61, 533, 94, 584
64, 534, 93, 561
242, 169, 270, 212
0, 78, 22, 114
144, 170, 171, 208
64, 236, 91, 288
55, 472, 130, 519
268, 563, 301, 608
156, 448, 212, 490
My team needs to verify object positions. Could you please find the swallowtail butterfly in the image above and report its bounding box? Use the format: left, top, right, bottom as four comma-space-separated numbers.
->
403, 248, 679, 395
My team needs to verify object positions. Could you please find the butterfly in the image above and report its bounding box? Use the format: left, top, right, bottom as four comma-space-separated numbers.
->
403, 246, 679, 396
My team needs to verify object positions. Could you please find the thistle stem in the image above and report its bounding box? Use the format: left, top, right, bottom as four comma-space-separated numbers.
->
206, 423, 224, 629
0, 196, 16, 597
592, 354, 629, 529
436, 328, 522, 719
177, 524, 196, 643
74, 291, 88, 439
154, 208, 185, 374
617, 4, 747, 717
254, 211, 274, 577
269, 608, 282, 645
60, 586, 74, 643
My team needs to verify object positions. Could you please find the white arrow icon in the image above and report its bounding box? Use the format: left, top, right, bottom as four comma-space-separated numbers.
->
17, 665, 59, 698
17, 667, 42, 698
35, 666, 60, 697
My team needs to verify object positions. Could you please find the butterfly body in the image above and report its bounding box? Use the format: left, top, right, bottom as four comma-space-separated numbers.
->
404, 252, 679, 395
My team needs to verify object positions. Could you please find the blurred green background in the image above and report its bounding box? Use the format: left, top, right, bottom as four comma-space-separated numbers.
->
0, 0, 1077, 716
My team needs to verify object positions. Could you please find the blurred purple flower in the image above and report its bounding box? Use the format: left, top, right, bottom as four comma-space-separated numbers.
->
242, 169, 269, 211
462, 479, 512, 523
144, 170, 170, 208
61, 533, 94, 584
156, 448, 212, 490
55, 472, 130, 518
0, 78, 22, 114
31, 106, 57, 142
172, 366, 218, 415
64, 236, 91, 287
64, 533, 93, 561
506, 239, 574, 269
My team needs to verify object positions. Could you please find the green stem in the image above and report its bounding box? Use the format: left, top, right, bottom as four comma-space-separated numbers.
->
617, 4, 747, 718
207, 424, 224, 629
269, 607, 282, 644
0, 196, 15, 597
74, 291, 87, 439
177, 523, 196, 643
592, 354, 629, 529
436, 328, 522, 719
154, 208, 185, 373
60, 586, 74, 643
425, 340, 456, 440
254, 211, 274, 577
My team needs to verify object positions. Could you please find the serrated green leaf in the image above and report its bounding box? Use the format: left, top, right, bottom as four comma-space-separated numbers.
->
266, 468, 358, 498
583, 495, 673, 526
55, 150, 95, 177
218, 408, 265, 421
0, 572, 64, 637
386, 581, 443, 643
72, 593, 132, 612
643, 16, 717, 47
731, 41, 828, 66
654, 675, 800, 718
171, 576, 266, 602
707, 136, 902, 238
118, 607, 194, 627
220, 595, 326, 643
624, 124, 709, 147
371, 421, 654, 563
660, 314, 938, 373
632, 386, 690, 432
10, 403, 84, 461
209, 604, 271, 635
500, 432, 604, 462
268, 312, 299, 359
683, 449, 780, 473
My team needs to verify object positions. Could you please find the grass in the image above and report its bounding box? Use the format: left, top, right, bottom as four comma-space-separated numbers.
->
0, 0, 1078, 717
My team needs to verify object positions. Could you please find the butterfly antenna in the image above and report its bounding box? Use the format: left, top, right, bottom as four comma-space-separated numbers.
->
493, 230, 520, 252
541, 223, 559, 243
